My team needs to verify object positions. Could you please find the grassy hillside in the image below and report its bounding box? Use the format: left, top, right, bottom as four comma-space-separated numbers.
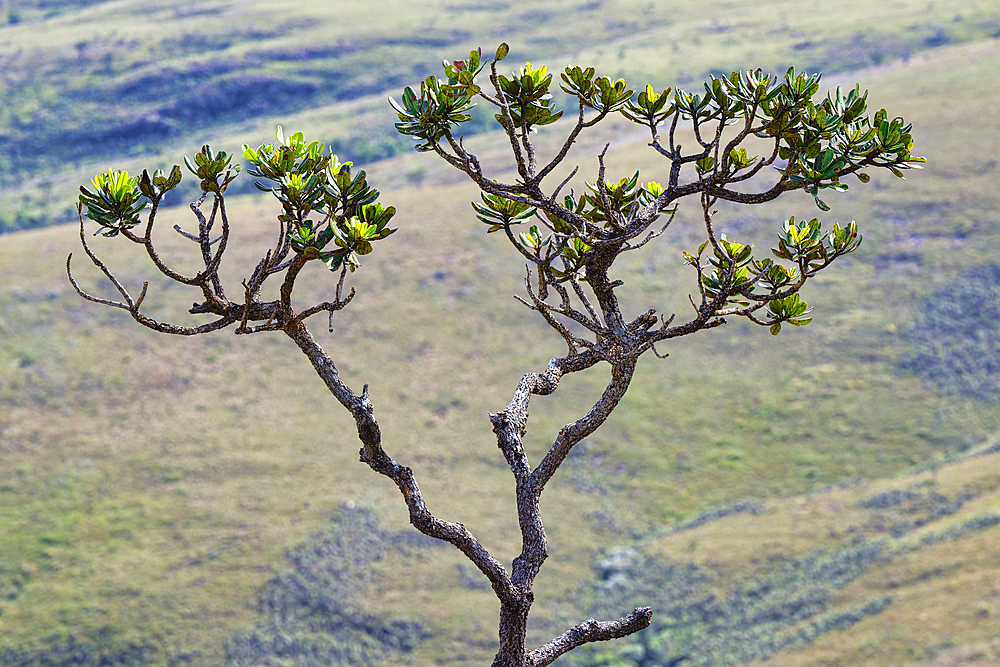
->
2, 1, 1000, 666
1, 0, 999, 231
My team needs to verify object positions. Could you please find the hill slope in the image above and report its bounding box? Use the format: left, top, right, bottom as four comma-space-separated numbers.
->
1, 0, 999, 230
2, 6, 1000, 667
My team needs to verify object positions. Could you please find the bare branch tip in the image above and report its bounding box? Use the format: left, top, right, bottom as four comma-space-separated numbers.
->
135, 282, 149, 309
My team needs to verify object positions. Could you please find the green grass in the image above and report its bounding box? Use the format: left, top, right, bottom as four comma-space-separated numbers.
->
3, 3, 1000, 666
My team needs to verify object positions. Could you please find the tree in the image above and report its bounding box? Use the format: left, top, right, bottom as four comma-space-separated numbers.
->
68, 43, 923, 667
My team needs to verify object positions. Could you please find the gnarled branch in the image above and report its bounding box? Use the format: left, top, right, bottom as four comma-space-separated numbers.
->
527, 607, 653, 667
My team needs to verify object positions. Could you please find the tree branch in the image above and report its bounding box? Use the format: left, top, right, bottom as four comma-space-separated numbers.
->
282, 319, 517, 601
528, 607, 653, 667
532, 357, 636, 493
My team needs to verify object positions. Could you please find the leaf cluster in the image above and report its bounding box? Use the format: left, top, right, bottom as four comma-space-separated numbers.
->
78, 147, 241, 240
77, 169, 149, 237
579, 172, 665, 227
685, 215, 863, 334
472, 192, 536, 233
79, 165, 187, 238
621, 85, 675, 126
560, 66, 633, 114
493, 62, 564, 131
184, 144, 241, 194
244, 127, 397, 272
78, 126, 396, 278
389, 48, 487, 151
624, 67, 925, 209
772, 217, 862, 267
470, 173, 665, 283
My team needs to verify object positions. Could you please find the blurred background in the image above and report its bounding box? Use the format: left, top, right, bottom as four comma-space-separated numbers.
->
2, 1, 1000, 665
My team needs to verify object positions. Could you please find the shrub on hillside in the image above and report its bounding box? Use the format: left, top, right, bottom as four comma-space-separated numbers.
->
227, 507, 427, 667
903, 265, 1000, 399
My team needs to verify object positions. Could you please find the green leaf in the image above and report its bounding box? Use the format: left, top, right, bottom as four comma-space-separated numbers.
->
495, 43, 509, 62
471, 192, 536, 227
